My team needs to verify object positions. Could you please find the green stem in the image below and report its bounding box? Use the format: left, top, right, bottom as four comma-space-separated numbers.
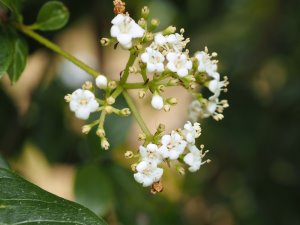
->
120, 51, 136, 84
123, 82, 146, 89
111, 85, 124, 98
122, 90, 151, 137
13, 23, 100, 78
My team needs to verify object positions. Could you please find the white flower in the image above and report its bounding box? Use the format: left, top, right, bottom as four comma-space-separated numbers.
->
166, 52, 192, 77
134, 161, 163, 187
69, 89, 99, 120
154, 33, 189, 53
139, 143, 163, 165
110, 14, 145, 49
154, 33, 167, 45
184, 145, 202, 172
151, 94, 164, 110
207, 76, 229, 99
160, 131, 187, 160
141, 47, 165, 73
195, 50, 218, 77
95, 75, 108, 89
183, 121, 201, 144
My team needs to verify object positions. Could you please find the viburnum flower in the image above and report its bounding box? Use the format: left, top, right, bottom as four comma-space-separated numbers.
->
134, 161, 163, 187
95, 75, 108, 89
151, 94, 164, 110
160, 131, 187, 160
207, 76, 229, 98
110, 14, 145, 49
69, 89, 99, 120
184, 145, 202, 172
154, 33, 189, 53
166, 52, 192, 77
141, 47, 165, 73
139, 143, 164, 164
195, 50, 218, 77
182, 121, 201, 144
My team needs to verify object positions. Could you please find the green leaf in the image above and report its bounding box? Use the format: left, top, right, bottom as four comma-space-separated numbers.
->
0, 155, 9, 169
0, 23, 13, 79
0, 0, 23, 22
75, 164, 113, 217
33, 1, 69, 31
7, 36, 28, 83
0, 167, 107, 224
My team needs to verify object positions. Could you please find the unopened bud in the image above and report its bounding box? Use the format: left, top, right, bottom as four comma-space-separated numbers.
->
106, 96, 115, 105
101, 138, 110, 150
189, 82, 196, 90
96, 75, 108, 89
138, 133, 147, 141
124, 151, 134, 159
141, 6, 150, 19
178, 167, 185, 176
108, 81, 117, 90
100, 38, 111, 46
168, 98, 177, 105
145, 32, 154, 42
163, 104, 171, 112
157, 123, 165, 133
138, 18, 146, 29
134, 44, 143, 51
138, 90, 146, 99
120, 108, 131, 116
150, 19, 160, 29
163, 26, 176, 35
168, 79, 179, 86
131, 163, 137, 172
158, 85, 165, 92
104, 105, 114, 114
82, 125, 91, 134
96, 128, 105, 138
82, 81, 93, 90
64, 94, 71, 102
151, 94, 164, 110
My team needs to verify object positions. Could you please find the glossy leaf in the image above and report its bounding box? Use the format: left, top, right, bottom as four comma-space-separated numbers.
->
0, 24, 13, 79
0, 0, 23, 22
34, 1, 69, 31
75, 164, 113, 216
0, 167, 107, 225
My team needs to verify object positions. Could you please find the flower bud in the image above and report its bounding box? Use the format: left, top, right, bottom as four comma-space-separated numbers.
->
120, 108, 131, 116
163, 26, 176, 35
82, 125, 91, 134
96, 75, 108, 89
167, 98, 177, 105
104, 105, 114, 114
150, 19, 160, 29
100, 38, 111, 46
101, 138, 110, 150
157, 123, 165, 133
64, 94, 71, 102
108, 81, 117, 90
138, 18, 146, 29
151, 94, 164, 110
106, 96, 115, 105
138, 133, 147, 141
138, 90, 146, 99
145, 32, 154, 42
141, 6, 150, 19
124, 151, 134, 159
178, 167, 185, 176
157, 85, 165, 92
82, 81, 93, 90
131, 163, 137, 172
96, 128, 105, 138
168, 79, 179, 86
163, 104, 171, 112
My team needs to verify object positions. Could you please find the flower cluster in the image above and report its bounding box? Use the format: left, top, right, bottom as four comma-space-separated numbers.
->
130, 121, 210, 192
64, 1, 229, 193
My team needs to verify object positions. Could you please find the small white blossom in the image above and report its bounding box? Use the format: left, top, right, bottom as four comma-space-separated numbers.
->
110, 14, 145, 49
151, 94, 164, 110
139, 143, 163, 165
195, 49, 218, 77
166, 52, 192, 77
207, 76, 229, 99
69, 89, 99, 120
154, 33, 189, 53
184, 145, 202, 172
134, 161, 163, 187
160, 131, 187, 160
183, 121, 201, 144
141, 47, 165, 73
95, 75, 108, 89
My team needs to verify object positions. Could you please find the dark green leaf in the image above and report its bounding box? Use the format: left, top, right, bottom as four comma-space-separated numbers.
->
0, 167, 107, 224
34, 1, 69, 31
0, 23, 13, 79
7, 36, 28, 83
75, 164, 113, 216
0, 0, 23, 22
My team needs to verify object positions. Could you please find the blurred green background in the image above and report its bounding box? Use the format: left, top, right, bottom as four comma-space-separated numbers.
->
1, 0, 300, 224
